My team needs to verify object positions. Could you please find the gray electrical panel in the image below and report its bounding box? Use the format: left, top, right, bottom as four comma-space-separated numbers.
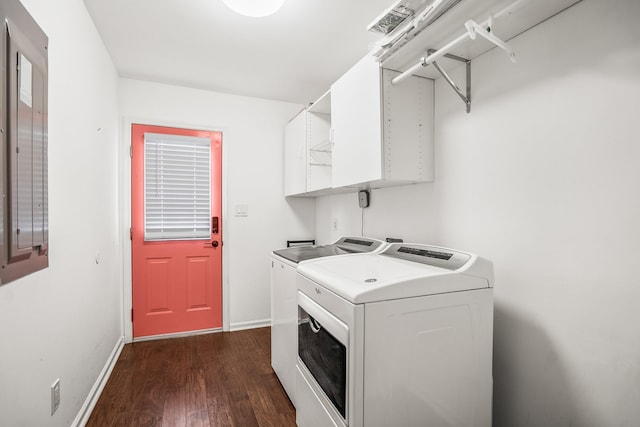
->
0, 0, 49, 284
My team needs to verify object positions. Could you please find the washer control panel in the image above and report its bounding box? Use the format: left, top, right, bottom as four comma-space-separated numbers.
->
381, 243, 471, 270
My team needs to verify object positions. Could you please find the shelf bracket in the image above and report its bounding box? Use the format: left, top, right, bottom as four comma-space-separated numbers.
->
390, 10, 517, 113
429, 50, 471, 113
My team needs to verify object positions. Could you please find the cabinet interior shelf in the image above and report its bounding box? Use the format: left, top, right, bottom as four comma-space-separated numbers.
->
309, 139, 332, 153
309, 163, 331, 167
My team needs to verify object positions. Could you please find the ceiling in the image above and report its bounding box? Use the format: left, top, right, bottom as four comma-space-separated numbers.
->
83, 0, 394, 105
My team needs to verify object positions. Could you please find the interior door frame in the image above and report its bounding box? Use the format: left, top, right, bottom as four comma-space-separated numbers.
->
120, 116, 229, 342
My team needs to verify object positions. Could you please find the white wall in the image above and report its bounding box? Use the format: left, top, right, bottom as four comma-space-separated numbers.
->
118, 79, 315, 332
316, 0, 640, 425
0, 0, 121, 426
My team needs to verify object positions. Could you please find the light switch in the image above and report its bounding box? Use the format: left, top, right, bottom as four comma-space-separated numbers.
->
235, 204, 249, 217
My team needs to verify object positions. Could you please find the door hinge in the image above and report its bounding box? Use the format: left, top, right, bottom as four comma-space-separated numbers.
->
131, 308, 134, 322
129, 145, 132, 158
130, 228, 133, 240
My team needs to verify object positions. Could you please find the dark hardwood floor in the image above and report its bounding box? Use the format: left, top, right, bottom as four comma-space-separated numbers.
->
86, 327, 296, 427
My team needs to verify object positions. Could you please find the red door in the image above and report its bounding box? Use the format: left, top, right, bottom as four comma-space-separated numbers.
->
131, 124, 222, 338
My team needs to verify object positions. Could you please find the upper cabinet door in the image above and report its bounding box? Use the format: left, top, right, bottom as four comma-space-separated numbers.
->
284, 110, 307, 196
331, 55, 383, 188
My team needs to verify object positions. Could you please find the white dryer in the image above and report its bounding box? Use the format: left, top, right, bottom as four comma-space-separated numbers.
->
270, 237, 387, 406
295, 243, 494, 427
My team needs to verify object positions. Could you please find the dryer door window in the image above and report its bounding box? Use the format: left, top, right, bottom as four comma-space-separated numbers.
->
298, 305, 347, 418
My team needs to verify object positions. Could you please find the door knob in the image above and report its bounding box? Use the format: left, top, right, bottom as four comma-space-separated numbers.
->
211, 240, 219, 248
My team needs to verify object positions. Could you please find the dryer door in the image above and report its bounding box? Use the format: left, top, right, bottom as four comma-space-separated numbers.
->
297, 291, 348, 420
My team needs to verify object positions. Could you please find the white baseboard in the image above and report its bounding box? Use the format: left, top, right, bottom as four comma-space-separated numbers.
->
72, 336, 125, 427
230, 318, 271, 331
133, 327, 222, 342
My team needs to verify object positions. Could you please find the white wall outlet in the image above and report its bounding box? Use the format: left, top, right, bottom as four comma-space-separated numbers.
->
51, 379, 60, 415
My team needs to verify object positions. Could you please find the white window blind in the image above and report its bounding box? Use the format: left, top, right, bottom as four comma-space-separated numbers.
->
144, 133, 211, 241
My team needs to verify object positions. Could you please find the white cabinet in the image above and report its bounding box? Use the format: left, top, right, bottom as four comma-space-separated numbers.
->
284, 54, 433, 196
271, 255, 298, 405
283, 92, 332, 196
330, 54, 434, 189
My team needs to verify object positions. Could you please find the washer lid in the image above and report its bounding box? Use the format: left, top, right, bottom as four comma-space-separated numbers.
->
273, 236, 386, 263
297, 243, 493, 303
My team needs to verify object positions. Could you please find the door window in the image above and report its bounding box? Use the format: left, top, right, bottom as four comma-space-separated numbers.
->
143, 133, 211, 241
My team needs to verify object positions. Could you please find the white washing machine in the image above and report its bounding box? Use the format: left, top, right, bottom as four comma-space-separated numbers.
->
270, 237, 387, 406
295, 243, 494, 427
